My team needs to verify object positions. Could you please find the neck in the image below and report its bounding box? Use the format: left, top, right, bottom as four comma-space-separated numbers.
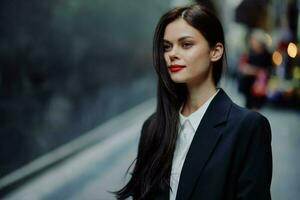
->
181, 78, 216, 116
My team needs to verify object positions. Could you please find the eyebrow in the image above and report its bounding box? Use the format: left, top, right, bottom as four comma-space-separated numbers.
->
163, 36, 194, 43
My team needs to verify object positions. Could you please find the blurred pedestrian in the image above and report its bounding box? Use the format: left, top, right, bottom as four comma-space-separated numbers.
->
238, 29, 272, 110
115, 3, 272, 200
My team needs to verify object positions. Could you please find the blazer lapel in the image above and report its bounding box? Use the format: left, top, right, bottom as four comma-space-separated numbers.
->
175, 89, 232, 200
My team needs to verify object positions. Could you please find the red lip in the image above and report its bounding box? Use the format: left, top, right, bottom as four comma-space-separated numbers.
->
168, 64, 186, 73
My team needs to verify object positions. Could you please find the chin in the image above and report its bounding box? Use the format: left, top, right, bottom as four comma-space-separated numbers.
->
170, 76, 187, 83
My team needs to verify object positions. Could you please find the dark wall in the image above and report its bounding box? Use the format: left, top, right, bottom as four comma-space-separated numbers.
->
0, 0, 171, 177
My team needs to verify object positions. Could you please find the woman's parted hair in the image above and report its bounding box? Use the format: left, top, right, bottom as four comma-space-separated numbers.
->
115, 3, 226, 200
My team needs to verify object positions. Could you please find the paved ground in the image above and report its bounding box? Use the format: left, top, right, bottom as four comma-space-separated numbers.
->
4, 79, 300, 200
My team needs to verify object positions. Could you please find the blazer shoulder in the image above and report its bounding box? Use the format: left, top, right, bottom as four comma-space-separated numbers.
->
230, 102, 269, 124
229, 103, 271, 142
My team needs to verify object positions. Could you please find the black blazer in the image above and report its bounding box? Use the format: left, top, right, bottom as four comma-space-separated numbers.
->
149, 88, 272, 200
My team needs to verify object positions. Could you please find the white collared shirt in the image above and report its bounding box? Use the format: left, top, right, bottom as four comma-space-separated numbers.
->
170, 90, 219, 200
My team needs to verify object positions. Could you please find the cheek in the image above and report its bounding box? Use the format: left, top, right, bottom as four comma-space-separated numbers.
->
164, 54, 170, 65
185, 50, 211, 69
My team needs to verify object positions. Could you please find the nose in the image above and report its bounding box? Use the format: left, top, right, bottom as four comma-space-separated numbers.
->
169, 54, 179, 62
167, 47, 179, 62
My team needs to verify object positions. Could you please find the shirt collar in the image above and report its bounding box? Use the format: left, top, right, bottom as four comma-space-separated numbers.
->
179, 89, 219, 131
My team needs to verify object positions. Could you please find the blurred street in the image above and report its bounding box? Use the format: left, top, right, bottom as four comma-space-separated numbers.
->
3, 79, 300, 200
1, 0, 300, 199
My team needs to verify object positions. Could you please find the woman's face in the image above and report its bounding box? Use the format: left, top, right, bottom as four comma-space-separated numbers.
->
163, 18, 213, 85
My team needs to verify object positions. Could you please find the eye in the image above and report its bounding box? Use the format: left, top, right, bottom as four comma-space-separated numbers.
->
182, 42, 193, 49
163, 43, 172, 52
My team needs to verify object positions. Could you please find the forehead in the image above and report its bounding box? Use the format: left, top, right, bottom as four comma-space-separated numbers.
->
163, 18, 204, 41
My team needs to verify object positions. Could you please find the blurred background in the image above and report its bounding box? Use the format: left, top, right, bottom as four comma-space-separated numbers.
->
0, 0, 299, 199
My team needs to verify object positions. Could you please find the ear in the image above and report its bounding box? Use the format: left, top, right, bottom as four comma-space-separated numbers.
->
210, 42, 224, 62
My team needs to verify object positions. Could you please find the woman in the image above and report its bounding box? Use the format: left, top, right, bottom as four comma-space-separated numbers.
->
115, 3, 272, 200
238, 29, 272, 110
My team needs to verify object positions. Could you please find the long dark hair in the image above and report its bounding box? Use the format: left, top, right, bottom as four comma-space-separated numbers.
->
114, 3, 225, 199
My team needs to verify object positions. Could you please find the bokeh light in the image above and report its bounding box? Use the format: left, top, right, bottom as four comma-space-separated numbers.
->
272, 50, 283, 66
287, 42, 297, 58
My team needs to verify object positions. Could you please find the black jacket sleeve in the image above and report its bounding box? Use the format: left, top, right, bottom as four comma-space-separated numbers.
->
237, 112, 273, 200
